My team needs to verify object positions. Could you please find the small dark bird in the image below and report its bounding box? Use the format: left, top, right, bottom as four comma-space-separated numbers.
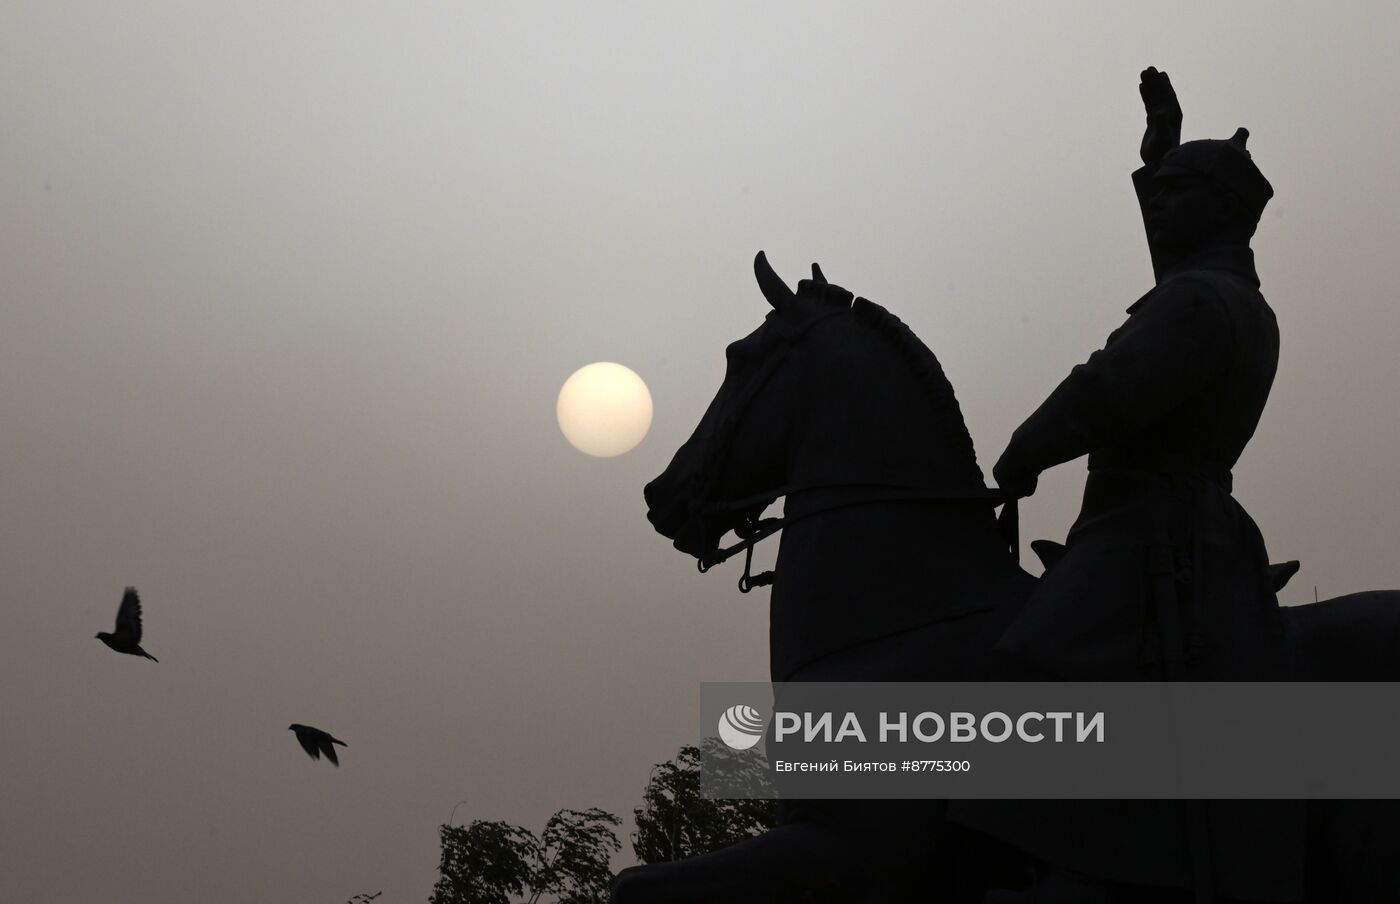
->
95, 587, 158, 662
289, 723, 349, 766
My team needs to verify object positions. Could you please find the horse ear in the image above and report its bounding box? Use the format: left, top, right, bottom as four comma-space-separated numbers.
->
754, 251, 795, 310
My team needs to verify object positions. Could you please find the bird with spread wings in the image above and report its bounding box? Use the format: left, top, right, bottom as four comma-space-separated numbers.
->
289, 723, 349, 767
95, 587, 158, 662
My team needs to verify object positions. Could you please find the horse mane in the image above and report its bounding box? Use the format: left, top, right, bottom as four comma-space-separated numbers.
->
693, 294, 988, 506
847, 297, 987, 488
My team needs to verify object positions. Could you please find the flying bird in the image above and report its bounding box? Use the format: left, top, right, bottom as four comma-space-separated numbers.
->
95, 587, 158, 662
289, 723, 349, 767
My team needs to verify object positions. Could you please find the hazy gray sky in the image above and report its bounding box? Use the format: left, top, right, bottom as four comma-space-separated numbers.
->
3, 2, 1399, 901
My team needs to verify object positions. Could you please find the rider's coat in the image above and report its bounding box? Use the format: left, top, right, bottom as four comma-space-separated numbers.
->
992, 244, 1284, 681
953, 161, 1305, 902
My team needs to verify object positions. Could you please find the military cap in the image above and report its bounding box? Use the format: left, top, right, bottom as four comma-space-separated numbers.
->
1156, 127, 1274, 220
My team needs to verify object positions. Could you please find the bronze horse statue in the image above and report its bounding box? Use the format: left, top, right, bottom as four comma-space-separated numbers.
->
617, 252, 1400, 903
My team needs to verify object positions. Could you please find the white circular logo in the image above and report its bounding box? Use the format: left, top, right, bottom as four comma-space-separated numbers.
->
717, 704, 766, 750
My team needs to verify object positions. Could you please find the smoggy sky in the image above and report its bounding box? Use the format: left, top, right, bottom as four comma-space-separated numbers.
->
3, 3, 1399, 901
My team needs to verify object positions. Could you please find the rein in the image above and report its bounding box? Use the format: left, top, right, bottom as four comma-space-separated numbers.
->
698, 483, 1021, 592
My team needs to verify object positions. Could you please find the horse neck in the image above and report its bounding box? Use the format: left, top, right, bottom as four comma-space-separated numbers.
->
775, 305, 1018, 577
781, 452, 1019, 581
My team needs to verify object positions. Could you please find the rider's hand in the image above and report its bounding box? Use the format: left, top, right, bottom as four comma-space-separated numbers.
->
994, 452, 1039, 499
1139, 66, 1182, 166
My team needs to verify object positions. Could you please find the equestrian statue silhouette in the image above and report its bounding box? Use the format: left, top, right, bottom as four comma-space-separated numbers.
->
615, 251, 1400, 903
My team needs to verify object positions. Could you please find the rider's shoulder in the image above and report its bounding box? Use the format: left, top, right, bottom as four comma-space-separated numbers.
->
1129, 275, 1233, 325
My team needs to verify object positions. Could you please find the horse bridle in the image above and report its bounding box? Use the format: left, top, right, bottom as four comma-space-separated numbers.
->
688, 306, 1021, 592
699, 481, 1020, 592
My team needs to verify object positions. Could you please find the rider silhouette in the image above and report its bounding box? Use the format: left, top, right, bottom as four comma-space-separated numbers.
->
953, 69, 1305, 903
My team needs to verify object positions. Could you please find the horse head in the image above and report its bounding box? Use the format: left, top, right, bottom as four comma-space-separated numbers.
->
644, 252, 995, 570
643, 251, 838, 560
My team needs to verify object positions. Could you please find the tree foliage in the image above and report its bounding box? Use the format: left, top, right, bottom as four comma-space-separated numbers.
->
430, 819, 540, 904
631, 738, 777, 865
428, 808, 620, 904
429, 739, 776, 901
532, 808, 621, 903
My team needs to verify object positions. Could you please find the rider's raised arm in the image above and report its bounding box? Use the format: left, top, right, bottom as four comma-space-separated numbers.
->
1136, 67, 1183, 284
